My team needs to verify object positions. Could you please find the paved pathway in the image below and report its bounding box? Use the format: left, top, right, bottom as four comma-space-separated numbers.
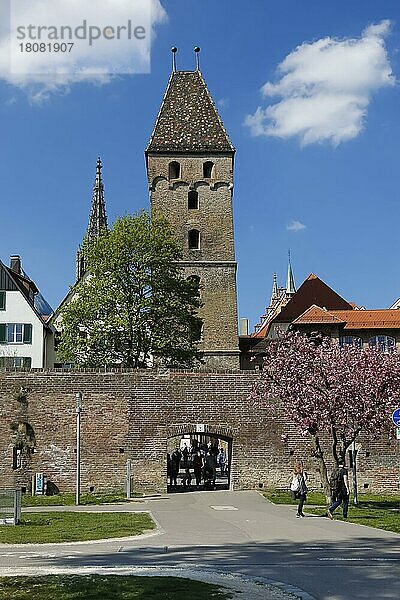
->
0, 491, 399, 599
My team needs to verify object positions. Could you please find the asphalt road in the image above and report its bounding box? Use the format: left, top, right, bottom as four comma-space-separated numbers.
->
0, 490, 399, 599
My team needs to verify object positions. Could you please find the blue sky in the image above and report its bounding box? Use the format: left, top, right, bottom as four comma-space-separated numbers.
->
1, 0, 400, 330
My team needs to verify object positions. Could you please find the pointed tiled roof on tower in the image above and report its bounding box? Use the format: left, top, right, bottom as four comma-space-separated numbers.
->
146, 70, 234, 153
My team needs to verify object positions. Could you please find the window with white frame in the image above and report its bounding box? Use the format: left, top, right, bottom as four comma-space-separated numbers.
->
0, 323, 32, 344
0, 291, 5, 310
339, 336, 363, 348
8, 323, 23, 343
368, 335, 395, 353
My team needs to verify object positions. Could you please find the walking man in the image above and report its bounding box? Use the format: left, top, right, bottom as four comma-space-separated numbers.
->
218, 448, 227, 477
328, 460, 350, 520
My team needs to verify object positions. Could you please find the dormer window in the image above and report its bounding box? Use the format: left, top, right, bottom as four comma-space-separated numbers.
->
188, 229, 200, 250
169, 161, 181, 180
203, 161, 214, 179
188, 190, 199, 210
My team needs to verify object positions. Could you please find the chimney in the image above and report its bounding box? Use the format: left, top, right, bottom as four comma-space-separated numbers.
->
239, 318, 249, 336
10, 255, 21, 274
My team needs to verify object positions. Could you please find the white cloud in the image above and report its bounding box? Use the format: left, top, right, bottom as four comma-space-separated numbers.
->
218, 97, 230, 108
0, 0, 167, 102
244, 20, 394, 146
287, 220, 306, 232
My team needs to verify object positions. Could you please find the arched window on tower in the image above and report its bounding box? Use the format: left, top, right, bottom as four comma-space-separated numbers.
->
169, 161, 181, 180
203, 161, 214, 179
188, 190, 199, 210
188, 229, 200, 250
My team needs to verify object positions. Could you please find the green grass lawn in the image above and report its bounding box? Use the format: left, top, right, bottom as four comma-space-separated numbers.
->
0, 512, 155, 544
263, 489, 400, 534
263, 489, 327, 505
22, 492, 142, 508
0, 575, 233, 600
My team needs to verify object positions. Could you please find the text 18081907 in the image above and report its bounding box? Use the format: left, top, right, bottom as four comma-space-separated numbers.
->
19, 43, 74, 53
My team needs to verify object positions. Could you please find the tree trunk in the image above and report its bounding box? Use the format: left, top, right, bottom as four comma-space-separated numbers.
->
332, 426, 340, 467
310, 432, 331, 503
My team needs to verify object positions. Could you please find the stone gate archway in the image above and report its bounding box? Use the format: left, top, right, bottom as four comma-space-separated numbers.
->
165, 424, 234, 493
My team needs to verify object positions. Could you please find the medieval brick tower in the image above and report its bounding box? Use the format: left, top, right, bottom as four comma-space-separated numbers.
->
146, 50, 240, 369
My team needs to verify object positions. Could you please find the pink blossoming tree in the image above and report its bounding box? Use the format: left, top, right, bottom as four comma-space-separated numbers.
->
251, 332, 400, 500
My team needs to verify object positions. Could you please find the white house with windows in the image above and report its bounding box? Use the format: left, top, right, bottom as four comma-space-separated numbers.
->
0, 256, 54, 369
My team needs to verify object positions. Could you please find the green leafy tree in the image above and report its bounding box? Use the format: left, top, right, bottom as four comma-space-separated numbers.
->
58, 213, 203, 368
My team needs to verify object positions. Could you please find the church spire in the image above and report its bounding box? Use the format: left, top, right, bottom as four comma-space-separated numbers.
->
76, 158, 108, 282
87, 157, 108, 240
286, 252, 296, 297
270, 273, 279, 305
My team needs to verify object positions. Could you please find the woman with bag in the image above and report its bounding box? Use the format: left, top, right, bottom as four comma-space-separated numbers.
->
290, 460, 308, 518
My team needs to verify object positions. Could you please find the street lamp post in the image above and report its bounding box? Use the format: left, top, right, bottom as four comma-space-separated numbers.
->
352, 439, 358, 505
75, 392, 83, 506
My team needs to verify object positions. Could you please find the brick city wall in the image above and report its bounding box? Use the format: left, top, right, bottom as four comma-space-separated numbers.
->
0, 370, 398, 495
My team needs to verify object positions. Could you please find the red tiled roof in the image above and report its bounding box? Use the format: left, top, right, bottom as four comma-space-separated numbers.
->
295, 307, 400, 330
334, 309, 400, 329
293, 305, 346, 325
271, 274, 352, 323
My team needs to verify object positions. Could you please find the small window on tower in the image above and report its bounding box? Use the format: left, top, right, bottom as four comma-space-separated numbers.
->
188, 190, 199, 210
203, 161, 214, 178
169, 161, 181, 180
188, 229, 200, 250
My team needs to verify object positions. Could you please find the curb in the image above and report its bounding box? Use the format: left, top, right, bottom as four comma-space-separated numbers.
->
0, 566, 317, 600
